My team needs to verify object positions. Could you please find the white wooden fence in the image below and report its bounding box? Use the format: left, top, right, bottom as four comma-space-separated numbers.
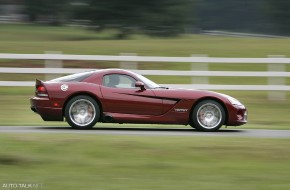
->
0, 53, 289, 100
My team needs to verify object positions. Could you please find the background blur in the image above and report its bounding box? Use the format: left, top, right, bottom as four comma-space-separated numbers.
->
0, 0, 290, 127
1, 0, 290, 36
1, 1, 290, 190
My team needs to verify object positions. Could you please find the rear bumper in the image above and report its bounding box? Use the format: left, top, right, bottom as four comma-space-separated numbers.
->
31, 106, 37, 113
30, 97, 63, 121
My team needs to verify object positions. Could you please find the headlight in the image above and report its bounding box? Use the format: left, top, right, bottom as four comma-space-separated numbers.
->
226, 96, 242, 106
217, 93, 244, 106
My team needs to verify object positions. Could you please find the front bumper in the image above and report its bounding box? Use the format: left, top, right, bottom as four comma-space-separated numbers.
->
30, 97, 63, 121
227, 105, 248, 126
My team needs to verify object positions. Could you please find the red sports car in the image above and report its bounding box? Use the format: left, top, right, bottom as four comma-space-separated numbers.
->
30, 69, 247, 131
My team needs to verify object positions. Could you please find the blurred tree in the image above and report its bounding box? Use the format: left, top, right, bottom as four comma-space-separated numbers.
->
140, 0, 194, 36
265, 0, 290, 34
195, 0, 268, 33
17, 0, 290, 36
74, 0, 194, 38
24, 0, 70, 25
23, 0, 194, 37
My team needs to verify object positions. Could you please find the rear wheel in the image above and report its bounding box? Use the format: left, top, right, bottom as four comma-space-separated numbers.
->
65, 95, 100, 129
190, 100, 225, 132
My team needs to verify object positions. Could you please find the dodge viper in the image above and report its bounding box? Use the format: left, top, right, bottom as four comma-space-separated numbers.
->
30, 69, 247, 131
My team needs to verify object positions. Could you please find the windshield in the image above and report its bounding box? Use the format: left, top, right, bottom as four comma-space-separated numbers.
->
135, 73, 160, 89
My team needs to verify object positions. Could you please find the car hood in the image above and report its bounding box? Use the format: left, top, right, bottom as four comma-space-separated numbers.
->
153, 88, 228, 101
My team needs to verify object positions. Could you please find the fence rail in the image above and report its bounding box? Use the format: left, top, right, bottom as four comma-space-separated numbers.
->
1, 53, 290, 63
1, 67, 290, 77
0, 53, 289, 100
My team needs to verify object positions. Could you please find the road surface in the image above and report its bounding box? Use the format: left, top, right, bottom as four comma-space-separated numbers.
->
0, 126, 290, 138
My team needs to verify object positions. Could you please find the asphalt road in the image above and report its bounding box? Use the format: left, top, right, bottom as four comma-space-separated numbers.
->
1, 126, 290, 138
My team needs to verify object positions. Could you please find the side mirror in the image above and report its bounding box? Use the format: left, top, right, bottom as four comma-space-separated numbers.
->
135, 81, 145, 90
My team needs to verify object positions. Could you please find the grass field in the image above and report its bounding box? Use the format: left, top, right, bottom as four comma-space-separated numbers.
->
1, 24, 290, 57
1, 133, 290, 190
1, 24, 290, 190
1, 24, 290, 128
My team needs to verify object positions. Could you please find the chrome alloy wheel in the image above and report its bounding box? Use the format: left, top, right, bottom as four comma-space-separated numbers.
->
196, 103, 222, 129
69, 99, 96, 127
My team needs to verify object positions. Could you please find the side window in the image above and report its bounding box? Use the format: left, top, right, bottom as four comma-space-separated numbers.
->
103, 74, 136, 89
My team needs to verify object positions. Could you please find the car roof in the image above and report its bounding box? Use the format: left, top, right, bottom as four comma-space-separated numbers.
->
90, 69, 139, 78
93, 68, 135, 75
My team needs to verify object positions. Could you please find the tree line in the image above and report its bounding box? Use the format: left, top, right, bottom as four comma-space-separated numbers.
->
23, 0, 290, 37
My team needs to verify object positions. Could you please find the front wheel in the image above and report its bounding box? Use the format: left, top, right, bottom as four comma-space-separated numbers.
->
190, 100, 226, 132
65, 95, 100, 129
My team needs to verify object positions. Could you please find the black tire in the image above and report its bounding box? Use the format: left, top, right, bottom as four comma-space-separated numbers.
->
64, 95, 100, 129
190, 100, 225, 132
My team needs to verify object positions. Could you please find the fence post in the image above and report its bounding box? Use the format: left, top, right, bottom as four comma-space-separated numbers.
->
45, 51, 63, 81
267, 55, 286, 101
119, 53, 138, 70
191, 54, 208, 85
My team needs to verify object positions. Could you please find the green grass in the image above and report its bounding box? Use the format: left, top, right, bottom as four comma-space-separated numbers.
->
0, 133, 290, 190
1, 24, 290, 57
1, 24, 290, 128
1, 24, 290, 190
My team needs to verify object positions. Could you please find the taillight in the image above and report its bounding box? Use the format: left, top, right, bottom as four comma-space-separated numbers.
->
37, 86, 45, 92
36, 85, 48, 97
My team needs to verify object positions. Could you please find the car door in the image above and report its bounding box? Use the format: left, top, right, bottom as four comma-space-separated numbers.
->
100, 74, 163, 115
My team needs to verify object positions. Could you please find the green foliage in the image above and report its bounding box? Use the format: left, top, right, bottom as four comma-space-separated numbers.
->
24, 0, 70, 25
194, 0, 290, 35
265, 0, 290, 34
23, 0, 194, 38
195, 0, 270, 32
83, 0, 194, 38
21, 0, 290, 36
